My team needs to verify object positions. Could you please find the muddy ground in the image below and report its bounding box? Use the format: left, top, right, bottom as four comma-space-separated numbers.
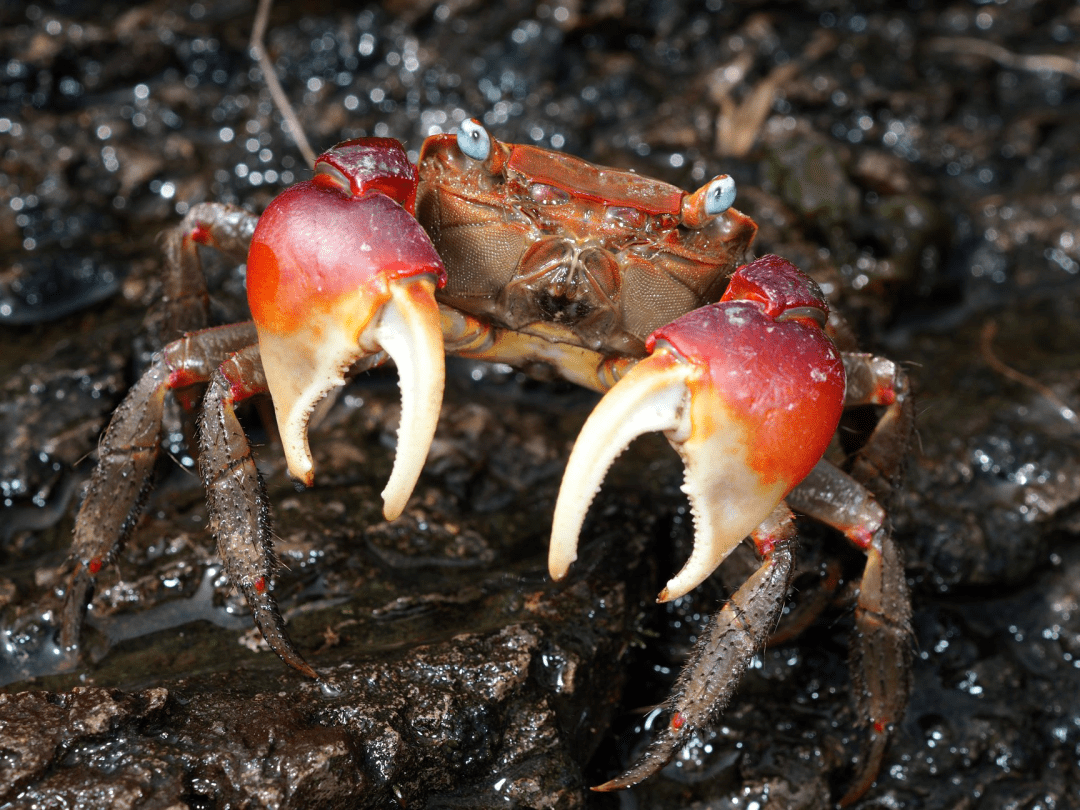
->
1, 1, 1079, 808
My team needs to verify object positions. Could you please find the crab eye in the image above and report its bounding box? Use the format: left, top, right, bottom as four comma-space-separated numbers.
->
704, 175, 736, 215
457, 118, 491, 162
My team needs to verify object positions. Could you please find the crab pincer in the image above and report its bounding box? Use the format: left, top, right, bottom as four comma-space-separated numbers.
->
246, 138, 448, 520
549, 255, 847, 786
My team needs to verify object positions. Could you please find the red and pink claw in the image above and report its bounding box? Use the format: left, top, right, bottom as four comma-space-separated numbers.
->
246, 138, 447, 520
549, 255, 846, 600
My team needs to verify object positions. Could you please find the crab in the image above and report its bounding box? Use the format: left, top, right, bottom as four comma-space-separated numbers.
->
63, 119, 913, 804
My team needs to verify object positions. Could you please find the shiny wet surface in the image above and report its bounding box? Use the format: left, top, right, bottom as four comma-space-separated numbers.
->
2, 1, 1079, 807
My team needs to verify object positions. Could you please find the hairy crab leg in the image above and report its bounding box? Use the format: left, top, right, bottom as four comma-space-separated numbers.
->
841, 353, 915, 501
62, 322, 259, 649
804, 357, 914, 803
594, 505, 798, 790
787, 464, 914, 805
149, 203, 260, 347
842, 528, 910, 805
197, 343, 317, 679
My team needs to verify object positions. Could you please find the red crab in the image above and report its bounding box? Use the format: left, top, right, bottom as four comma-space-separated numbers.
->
63, 119, 913, 804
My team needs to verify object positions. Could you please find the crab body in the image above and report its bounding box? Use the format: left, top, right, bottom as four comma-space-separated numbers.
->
416, 126, 754, 356
65, 121, 914, 805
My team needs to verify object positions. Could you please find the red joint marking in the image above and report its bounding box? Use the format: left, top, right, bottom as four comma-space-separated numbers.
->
873, 720, 886, 734
873, 381, 897, 405
88, 557, 103, 575
190, 222, 212, 245
756, 533, 779, 557
218, 356, 258, 404
847, 525, 874, 550
671, 711, 686, 731
229, 378, 252, 403
168, 369, 200, 390
254, 577, 267, 594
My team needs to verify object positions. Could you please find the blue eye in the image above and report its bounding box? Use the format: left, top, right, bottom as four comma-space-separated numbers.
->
457, 118, 491, 162
705, 175, 736, 215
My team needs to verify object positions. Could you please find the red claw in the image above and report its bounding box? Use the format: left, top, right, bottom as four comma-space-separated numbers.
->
647, 255, 845, 494
246, 138, 448, 519
551, 255, 846, 602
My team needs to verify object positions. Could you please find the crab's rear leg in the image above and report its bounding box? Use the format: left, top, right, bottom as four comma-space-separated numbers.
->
149, 203, 259, 346
787, 359, 915, 806
62, 321, 259, 648
595, 505, 798, 790
787, 460, 912, 805
842, 352, 915, 502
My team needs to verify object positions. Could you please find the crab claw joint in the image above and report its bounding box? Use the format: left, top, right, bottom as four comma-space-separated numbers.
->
549, 255, 846, 601
246, 139, 448, 521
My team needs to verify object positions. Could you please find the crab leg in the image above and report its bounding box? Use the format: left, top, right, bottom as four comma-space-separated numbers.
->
550, 255, 847, 601
62, 322, 259, 648
246, 139, 447, 521
197, 343, 318, 678
150, 203, 259, 347
595, 504, 798, 790
841, 353, 915, 500
787, 463, 913, 806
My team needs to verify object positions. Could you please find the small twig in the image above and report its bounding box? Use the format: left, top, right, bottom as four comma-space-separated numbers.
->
929, 36, 1080, 81
714, 29, 837, 158
250, 0, 317, 169
980, 320, 1079, 427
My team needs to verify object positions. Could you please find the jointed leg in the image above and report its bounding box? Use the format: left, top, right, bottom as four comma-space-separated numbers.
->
147, 203, 260, 347
842, 353, 914, 501
842, 524, 911, 806
198, 344, 317, 679
62, 322, 259, 649
595, 504, 798, 791
787, 460, 913, 806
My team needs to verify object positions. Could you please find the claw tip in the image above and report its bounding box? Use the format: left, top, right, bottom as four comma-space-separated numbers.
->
548, 557, 571, 582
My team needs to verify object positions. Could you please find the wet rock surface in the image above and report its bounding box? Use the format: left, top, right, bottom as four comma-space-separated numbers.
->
2, 1, 1079, 808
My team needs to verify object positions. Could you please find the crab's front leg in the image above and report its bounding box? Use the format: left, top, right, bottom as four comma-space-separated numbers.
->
549, 255, 847, 787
